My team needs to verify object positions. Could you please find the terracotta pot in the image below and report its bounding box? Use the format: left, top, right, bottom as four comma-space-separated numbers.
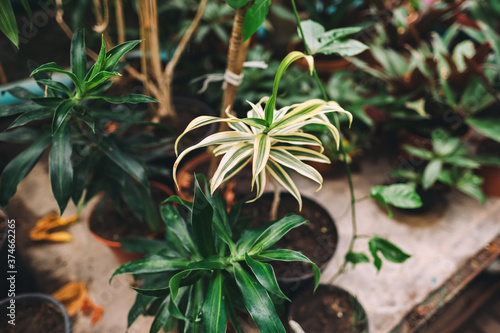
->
0, 293, 71, 333
88, 181, 174, 264
288, 284, 368, 333
241, 192, 338, 298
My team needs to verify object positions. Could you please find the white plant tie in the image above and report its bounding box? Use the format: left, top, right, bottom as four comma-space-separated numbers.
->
191, 61, 269, 94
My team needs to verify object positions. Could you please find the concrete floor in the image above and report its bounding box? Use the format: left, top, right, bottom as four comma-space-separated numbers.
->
5, 156, 500, 333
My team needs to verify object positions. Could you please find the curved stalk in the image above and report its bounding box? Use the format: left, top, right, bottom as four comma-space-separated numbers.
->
290, 0, 358, 283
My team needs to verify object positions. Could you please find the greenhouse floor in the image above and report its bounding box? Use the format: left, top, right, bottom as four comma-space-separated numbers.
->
6, 155, 500, 333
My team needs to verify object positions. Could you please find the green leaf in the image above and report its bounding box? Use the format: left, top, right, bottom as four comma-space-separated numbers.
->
98, 138, 149, 188
36, 79, 73, 96
370, 184, 422, 209
32, 97, 65, 107
52, 99, 77, 134
201, 272, 227, 333
422, 159, 443, 190
432, 130, 460, 157
84, 70, 121, 91
466, 117, 500, 144
128, 294, 155, 328
0, 102, 47, 117
317, 39, 368, 57
111, 257, 190, 280
186, 257, 225, 270
150, 296, 172, 333
49, 121, 73, 213
71, 28, 87, 82
191, 179, 216, 258
0, 133, 51, 206
266, 159, 302, 210
242, 0, 271, 41
227, 0, 250, 8
233, 263, 285, 333
160, 205, 198, 257
184, 282, 203, 333
403, 145, 433, 160
255, 249, 320, 290
249, 214, 307, 255
88, 36, 107, 80
269, 147, 323, 189
90, 94, 158, 104
210, 142, 253, 192
368, 237, 411, 272
456, 171, 486, 204
252, 133, 271, 186
31, 62, 81, 94
300, 20, 324, 54
0, 0, 18, 47
0, 128, 40, 143
5, 87, 39, 100
7, 109, 52, 129
245, 253, 289, 301
120, 237, 166, 254
345, 252, 370, 268
104, 39, 141, 71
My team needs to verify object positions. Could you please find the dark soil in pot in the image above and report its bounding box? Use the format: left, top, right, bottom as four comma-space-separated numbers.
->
289, 285, 368, 333
0, 293, 71, 333
89, 182, 173, 242
241, 192, 338, 297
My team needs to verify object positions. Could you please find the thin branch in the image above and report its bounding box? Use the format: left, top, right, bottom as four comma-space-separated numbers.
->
115, 0, 126, 44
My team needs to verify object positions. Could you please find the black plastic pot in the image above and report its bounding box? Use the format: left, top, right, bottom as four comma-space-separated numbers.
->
0, 293, 71, 333
241, 192, 338, 298
288, 284, 369, 333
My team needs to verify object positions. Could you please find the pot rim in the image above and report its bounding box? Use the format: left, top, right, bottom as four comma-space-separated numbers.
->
0, 292, 72, 333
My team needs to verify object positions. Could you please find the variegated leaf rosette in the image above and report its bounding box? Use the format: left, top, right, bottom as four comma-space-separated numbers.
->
173, 52, 352, 209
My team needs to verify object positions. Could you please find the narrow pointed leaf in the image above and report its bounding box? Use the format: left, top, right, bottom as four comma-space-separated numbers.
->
90, 94, 158, 104
31, 62, 81, 93
233, 263, 285, 333
271, 133, 323, 147
150, 296, 171, 333
111, 257, 190, 280
0, 132, 51, 206
49, 121, 73, 213
0, 127, 41, 143
245, 253, 289, 301
8, 109, 53, 129
285, 146, 330, 163
0, 0, 18, 47
191, 180, 216, 257
104, 39, 141, 71
0, 102, 46, 117
71, 28, 87, 82
160, 205, 198, 257
36, 79, 73, 96
201, 272, 227, 333
270, 148, 323, 189
249, 214, 307, 254
266, 160, 302, 209
184, 282, 204, 333
211, 143, 253, 193
252, 133, 271, 185
52, 99, 77, 134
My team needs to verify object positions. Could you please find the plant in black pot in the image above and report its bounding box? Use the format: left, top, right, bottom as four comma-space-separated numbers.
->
112, 176, 320, 332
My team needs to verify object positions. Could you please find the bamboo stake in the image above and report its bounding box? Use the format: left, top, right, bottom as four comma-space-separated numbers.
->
115, 0, 125, 44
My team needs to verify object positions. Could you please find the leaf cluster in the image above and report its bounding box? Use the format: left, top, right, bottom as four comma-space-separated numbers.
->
112, 177, 319, 333
0, 29, 166, 231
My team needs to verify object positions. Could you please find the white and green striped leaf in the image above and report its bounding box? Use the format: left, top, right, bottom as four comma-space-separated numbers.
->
266, 159, 302, 210
269, 148, 323, 190
285, 146, 331, 163
211, 143, 253, 193
271, 133, 323, 149
252, 133, 271, 186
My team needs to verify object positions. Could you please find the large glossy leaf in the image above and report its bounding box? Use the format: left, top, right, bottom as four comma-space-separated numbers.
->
98, 138, 149, 188
256, 249, 320, 290
49, 121, 73, 213
0, 0, 18, 47
111, 257, 189, 280
242, 0, 271, 41
71, 28, 87, 82
160, 205, 198, 257
422, 159, 442, 190
232, 263, 285, 333
249, 214, 307, 255
245, 253, 289, 301
0, 132, 51, 206
183, 282, 203, 333
368, 237, 411, 271
150, 296, 171, 333
52, 99, 77, 134
201, 272, 227, 333
370, 184, 422, 209
191, 180, 216, 258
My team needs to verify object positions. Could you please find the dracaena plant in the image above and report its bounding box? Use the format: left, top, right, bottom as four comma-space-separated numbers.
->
111, 177, 320, 333
0, 28, 164, 230
173, 51, 351, 215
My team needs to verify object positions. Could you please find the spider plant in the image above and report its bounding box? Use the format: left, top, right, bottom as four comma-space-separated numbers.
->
173, 51, 351, 218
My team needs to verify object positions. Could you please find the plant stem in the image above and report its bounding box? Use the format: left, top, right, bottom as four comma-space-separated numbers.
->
290, 0, 358, 283
270, 177, 281, 221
